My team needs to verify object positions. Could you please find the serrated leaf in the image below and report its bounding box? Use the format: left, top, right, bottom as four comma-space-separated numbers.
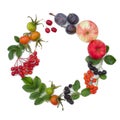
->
106, 45, 109, 53
100, 74, 107, 80
16, 46, 22, 58
34, 97, 44, 105
104, 55, 116, 65
81, 88, 90, 97
71, 92, 80, 100
72, 80, 80, 92
22, 85, 35, 92
33, 76, 41, 89
86, 56, 101, 65
7, 45, 18, 51
29, 92, 41, 100
22, 77, 33, 85
39, 83, 46, 94
8, 50, 15, 60
14, 36, 19, 43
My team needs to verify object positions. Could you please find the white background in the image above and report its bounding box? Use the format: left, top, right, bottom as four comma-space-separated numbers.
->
0, 0, 120, 119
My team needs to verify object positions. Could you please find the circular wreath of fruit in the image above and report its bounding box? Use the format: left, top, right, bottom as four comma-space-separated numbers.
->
8, 13, 116, 110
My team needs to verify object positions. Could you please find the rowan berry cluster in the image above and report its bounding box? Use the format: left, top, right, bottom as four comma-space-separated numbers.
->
11, 51, 40, 78
84, 70, 98, 94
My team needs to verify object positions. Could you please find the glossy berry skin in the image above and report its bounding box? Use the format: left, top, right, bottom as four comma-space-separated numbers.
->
30, 31, 40, 41
50, 95, 59, 105
67, 13, 79, 24
51, 27, 57, 32
45, 87, 54, 95
45, 28, 50, 33
55, 13, 67, 26
19, 35, 30, 44
11, 51, 40, 78
63, 86, 74, 105
66, 24, 76, 34
46, 20, 53, 26
27, 22, 36, 32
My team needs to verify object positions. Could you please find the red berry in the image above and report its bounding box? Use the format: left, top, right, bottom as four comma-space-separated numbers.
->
33, 51, 37, 56
45, 28, 50, 33
11, 72, 16, 76
46, 20, 53, 26
11, 67, 15, 71
51, 27, 57, 32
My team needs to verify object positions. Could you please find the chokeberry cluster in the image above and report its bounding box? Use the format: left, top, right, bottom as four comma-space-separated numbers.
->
88, 62, 107, 76
50, 13, 79, 34
63, 84, 74, 105
11, 51, 40, 78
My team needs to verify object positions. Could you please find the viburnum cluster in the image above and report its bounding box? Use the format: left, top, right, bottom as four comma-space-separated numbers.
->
11, 51, 39, 78
7, 13, 116, 110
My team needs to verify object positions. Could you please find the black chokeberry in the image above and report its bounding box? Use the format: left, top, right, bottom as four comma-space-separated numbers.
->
98, 71, 103, 75
64, 86, 69, 91
69, 100, 74, 105
94, 71, 98, 75
64, 94, 71, 100
68, 84, 72, 88
64, 89, 70, 95
67, 98, 74, 105
102, 70, 107, 74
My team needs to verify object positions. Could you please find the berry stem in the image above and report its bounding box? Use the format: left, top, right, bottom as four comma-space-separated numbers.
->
49, 13, 55, 16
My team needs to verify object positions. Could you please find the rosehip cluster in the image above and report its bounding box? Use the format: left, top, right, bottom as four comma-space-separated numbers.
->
84, 70, 98, 94
63, 84, 74, 105
45, 20, 57, 33
11, 51, 40, 78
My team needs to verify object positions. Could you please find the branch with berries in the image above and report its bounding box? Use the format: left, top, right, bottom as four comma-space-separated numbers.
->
7, 13, 116, 110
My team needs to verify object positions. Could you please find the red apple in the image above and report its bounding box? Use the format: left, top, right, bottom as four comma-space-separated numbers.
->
88, 40, 106, 59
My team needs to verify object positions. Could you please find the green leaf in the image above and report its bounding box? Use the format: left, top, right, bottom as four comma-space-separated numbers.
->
81, 88, 90, 97
39, 83, 46, 94
22, 85, 35, 92
19, 43, 25, 50
7, 45, 18, 51
16, 46, 22, 58
106, 45, 109, 53
22, 77, 33, 85
33, 76, 41, 89
72, 80, 80, 92
42, 94, 51, 101
14, 36, 19, 43
86, 56, 101, 65
71, 92, 80, 100
29, 92, 41, 100
100, 74, 107, 80
34, 97, 44, 105
8, 50, 15, 60
104, 55, 116, 65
